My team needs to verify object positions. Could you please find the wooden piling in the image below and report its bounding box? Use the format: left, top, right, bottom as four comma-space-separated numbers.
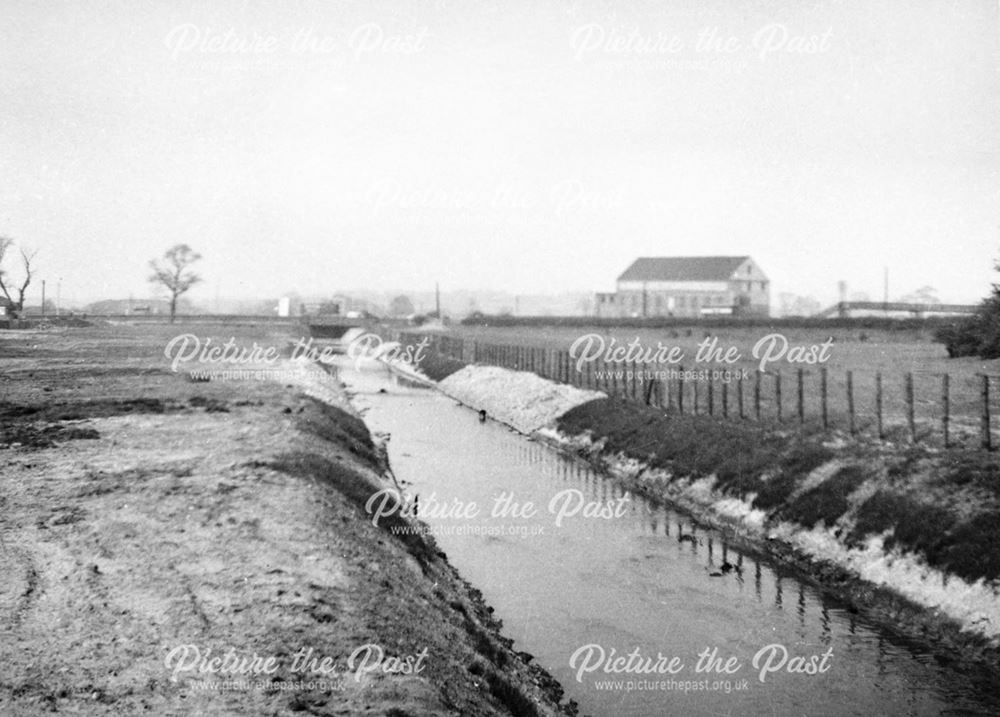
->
738, 374, 745, 419
797, 368, 804, 424
847, 370, 855, 436
941, 373, 950, 448
775, 371, 782, 422
820, 367, 828, 430
876, 372, 884, 440
982, 374, 992, 451
754, 371, 761, 420
905, 372, 916, 443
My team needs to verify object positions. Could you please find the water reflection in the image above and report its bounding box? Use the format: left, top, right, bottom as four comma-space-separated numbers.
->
348, 364, 1000, 717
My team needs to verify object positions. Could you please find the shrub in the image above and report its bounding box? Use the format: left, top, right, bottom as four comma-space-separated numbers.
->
934, 264, 1000, 358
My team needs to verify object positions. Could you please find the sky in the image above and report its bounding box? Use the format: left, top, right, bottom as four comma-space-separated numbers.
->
2, 0, 999, 309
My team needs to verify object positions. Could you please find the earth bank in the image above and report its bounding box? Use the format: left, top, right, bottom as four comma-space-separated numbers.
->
0, 324, 574, 717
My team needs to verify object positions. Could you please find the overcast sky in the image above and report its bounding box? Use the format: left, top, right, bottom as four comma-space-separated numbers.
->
2, 0, 999, 307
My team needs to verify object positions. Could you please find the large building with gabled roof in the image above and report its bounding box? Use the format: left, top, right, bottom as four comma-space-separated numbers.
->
595, 256, 770, 318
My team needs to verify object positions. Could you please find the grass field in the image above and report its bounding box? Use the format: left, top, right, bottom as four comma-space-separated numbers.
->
430, 324, 1000, 447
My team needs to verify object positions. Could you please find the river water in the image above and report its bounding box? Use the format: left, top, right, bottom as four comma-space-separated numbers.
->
341, 361, 1000, 717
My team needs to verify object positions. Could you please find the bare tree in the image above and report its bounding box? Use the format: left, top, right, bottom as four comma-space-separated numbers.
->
149, 244, 202, 323
0, 237, 36, 318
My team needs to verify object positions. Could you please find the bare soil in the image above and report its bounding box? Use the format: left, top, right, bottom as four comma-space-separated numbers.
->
0, 323, 572, 716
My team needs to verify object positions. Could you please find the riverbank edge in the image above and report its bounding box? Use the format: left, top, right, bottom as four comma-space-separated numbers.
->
406, 358, 1000, 672
0, 321, 575, 717
310, 360, 579, 716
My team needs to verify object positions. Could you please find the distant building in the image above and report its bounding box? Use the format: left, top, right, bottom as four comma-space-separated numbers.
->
596, 256, 770, 318
85, 298, 195, 315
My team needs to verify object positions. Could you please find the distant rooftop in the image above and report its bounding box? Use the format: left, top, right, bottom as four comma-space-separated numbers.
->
617, 256, 752, 282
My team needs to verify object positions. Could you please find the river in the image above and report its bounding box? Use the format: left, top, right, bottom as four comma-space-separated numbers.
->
341, 360, 1000, 717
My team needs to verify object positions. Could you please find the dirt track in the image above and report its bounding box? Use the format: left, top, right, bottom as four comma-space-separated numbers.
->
0, 324, 571, 716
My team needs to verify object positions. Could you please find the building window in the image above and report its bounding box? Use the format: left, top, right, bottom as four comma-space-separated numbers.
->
760, 281, 767, 291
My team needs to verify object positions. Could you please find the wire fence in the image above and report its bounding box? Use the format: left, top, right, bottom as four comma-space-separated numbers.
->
400, 332, 1000, 451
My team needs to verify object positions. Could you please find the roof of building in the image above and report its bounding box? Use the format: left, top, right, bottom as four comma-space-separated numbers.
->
617, 256, 754, 282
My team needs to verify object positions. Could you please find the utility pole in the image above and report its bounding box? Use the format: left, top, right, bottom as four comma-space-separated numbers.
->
435, 282, 441, 319
41, 280, 46, 316
883, 266, 889, 313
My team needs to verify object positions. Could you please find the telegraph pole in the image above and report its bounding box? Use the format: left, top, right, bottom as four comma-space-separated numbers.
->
883, 267, 889, 314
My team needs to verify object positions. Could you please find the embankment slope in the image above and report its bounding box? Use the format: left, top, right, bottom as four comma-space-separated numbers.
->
0, 325, 572, 716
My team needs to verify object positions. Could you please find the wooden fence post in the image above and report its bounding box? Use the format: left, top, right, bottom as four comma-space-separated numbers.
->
941, 373, 950, 449
754, 371, 761, 420
876, 372, 884, 440
797, 368, 804, 424
905, 372, 916, 443
707, 380, 714, 416
693, 378, 700, 415
722, 380, 729, 418
982, 374, 992, 451
738, 374, 745, 419
678, 367, 685, 414
820, 367, 828, 430
775, 370, 782, 422
847, 370, 855, 436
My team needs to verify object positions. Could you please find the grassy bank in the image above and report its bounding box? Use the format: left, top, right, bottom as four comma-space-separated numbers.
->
0, 323, 573, 716
390, 333, 1000, 594
557, 398, 1000, 587
395, 338, 1000, 662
